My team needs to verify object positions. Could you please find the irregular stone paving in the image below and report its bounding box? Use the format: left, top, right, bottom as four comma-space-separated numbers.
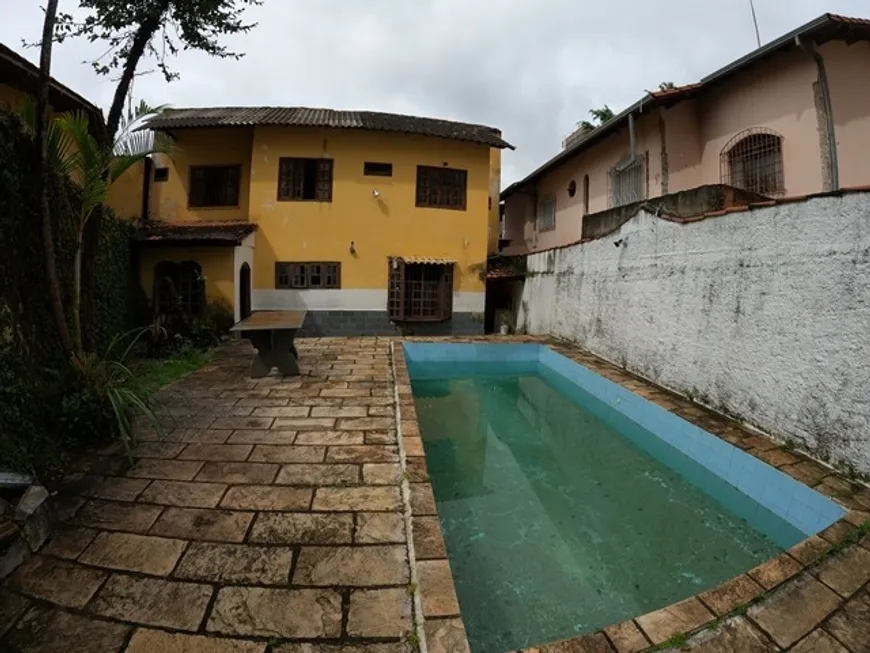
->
2, 335, 869, 653
1, 338, 415, 653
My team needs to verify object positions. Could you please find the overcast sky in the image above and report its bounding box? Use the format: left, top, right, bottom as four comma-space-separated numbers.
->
1, 0, 868, 185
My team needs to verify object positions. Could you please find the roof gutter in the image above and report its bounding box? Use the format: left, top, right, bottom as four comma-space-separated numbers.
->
795, 34, 839, 191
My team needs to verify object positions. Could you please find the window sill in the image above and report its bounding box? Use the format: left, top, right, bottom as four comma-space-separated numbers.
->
188, 205, 243, 211
276, 198, 333, 203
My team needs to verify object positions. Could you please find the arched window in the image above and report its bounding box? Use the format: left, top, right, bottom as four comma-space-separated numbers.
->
720, 128, 784, 196
153, 261, 205, 315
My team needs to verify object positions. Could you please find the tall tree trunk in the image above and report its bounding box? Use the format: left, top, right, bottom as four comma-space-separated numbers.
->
36, 0, 73, 357
72, 225, 85, 353
83, 2, 165, 351
104, 4, 167, 142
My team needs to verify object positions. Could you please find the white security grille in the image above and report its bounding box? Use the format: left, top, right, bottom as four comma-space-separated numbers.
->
537, 196, 556, 232
720, 128, 784, 196
608, 154, 646, 208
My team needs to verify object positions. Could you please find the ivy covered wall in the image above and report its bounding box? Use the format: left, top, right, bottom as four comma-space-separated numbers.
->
0, 110, 136, 470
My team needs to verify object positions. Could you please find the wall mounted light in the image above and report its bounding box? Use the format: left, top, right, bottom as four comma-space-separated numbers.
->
349, 241, 356, 254
372, 189, 381, 198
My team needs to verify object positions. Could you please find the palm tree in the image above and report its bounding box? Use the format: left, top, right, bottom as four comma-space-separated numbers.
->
21, 100, 171, 351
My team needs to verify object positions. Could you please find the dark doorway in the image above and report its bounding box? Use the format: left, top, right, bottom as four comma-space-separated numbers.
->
239, 262, 251, 320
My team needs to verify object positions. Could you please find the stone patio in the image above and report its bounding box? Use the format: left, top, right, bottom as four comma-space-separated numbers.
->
0, 336, 868, 653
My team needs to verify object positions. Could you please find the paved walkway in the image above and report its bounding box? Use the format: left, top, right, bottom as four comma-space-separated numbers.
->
1, 336, 869, 653
1, 338, 416, 652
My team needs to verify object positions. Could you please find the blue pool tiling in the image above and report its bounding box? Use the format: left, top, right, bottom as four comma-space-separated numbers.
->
403, 342, 845, 537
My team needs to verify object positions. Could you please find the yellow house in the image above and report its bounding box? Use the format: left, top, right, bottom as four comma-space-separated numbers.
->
134, 106, 512, 335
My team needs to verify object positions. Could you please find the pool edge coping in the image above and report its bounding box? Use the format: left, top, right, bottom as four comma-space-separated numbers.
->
392, 336, 870, 653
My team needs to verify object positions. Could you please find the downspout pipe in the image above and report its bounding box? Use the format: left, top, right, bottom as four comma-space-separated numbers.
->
628, 112, 637, 161
796, 35, 839, 191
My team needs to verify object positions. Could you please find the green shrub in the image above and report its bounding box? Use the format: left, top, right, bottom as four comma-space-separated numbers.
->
183, 299, 234, 349
57, 376, 116, 446
58, 330, 162, 460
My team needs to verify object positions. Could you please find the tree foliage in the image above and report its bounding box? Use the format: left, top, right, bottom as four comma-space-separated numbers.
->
56, 0, 261, 81
578, 105, 615, 133
54, 0, 262, 139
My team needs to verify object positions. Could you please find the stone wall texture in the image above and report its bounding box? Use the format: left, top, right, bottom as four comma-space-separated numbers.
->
518, 192, 870, 474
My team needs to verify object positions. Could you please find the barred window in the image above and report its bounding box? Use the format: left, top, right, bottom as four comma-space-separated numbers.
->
537, 195, 556, 232
189, 165, 240, 207
278, 158, 334, 202
608, 154, 646, 208
721, 128, 784, 196
416, 166, 467, 210
387, 259, 453, 322
275, 262, 340, 289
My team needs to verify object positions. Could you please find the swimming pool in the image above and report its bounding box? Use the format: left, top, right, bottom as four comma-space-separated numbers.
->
404, 343, 844, 653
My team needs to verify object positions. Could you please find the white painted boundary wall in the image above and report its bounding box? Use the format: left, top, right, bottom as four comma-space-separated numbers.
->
518, 193, 870, 474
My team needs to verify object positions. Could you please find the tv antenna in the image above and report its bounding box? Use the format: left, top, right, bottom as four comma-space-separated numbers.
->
749, 0, 762, 48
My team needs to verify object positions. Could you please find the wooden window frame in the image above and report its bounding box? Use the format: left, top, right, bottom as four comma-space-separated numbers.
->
188, 164, 241, 208
415, 165, 468, 211
364, 161, 393, 177
275, 262, 341, 289
387, 259, 453, 323
277, 157, 334, 202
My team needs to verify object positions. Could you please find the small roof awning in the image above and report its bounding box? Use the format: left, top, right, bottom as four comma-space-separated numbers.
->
134, 221, 256, 246
393, 256, 456, 265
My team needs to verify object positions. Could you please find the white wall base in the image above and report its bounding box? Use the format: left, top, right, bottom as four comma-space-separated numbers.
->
252, 288, 485, 313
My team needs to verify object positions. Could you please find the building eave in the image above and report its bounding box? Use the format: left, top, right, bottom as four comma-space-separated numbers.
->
500, 12, 870, 200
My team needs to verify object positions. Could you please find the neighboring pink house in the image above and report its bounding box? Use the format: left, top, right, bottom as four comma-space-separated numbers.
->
500, 13, 870, 255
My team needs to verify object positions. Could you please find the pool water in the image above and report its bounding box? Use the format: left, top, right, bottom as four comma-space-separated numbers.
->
410, 361, 805, 653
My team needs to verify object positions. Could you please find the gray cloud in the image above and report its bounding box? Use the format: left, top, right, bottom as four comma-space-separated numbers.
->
1, 0, 867, 184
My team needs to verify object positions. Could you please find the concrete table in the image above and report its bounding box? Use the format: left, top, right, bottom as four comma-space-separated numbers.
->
230, 310, 307, 378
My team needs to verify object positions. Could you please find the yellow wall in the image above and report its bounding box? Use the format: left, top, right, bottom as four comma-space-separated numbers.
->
488, 147, 502, 254
0, 83, 26, 111
150, 127, 254, 222
138, 246, 235, 307
246, 126, 491, 294
107, 160, 145, 220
